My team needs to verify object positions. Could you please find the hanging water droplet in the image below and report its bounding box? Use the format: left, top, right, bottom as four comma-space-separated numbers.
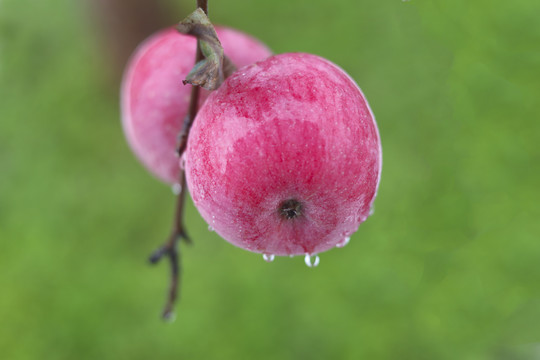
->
304, 254, 320, 268
179, 155, 186, 170
336, 237, 350, 248
263, 254, 275, 262
358, 215, 368, 223
164, 311, 177, 323
208, 225, 214, 232
369, 206, 375, 216
171, 183, 182, 195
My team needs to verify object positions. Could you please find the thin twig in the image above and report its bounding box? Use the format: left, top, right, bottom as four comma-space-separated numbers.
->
149, 0, 209, 320
148, 172, 190, 319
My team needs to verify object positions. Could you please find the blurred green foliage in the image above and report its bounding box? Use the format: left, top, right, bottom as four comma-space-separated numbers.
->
1, 0, 539, 359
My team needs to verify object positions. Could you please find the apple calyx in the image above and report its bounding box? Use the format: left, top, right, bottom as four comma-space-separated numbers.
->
279, 199, 304, 220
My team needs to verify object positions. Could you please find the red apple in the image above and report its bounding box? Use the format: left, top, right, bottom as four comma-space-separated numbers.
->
185, 53, 382, 258
121, 26, 272, 184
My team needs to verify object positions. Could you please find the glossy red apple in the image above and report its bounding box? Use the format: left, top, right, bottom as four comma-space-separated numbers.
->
185, 53, 382, 258
121, 26, 272, 184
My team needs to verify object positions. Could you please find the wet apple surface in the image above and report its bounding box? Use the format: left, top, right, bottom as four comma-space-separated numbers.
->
185, 53, 382, 257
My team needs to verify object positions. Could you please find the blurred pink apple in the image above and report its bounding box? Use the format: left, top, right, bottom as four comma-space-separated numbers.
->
121, 26, 272, 183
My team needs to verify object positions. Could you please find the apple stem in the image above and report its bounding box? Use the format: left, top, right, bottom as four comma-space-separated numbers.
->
148, 0, 208, 321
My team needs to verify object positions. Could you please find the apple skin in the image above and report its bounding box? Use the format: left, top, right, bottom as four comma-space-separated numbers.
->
121, 27, 272, 184
185, 53, 382, 256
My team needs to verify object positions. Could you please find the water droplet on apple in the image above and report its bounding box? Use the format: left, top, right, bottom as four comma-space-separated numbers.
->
336, 237, 350, 248
171, 183, 182, 195
358, 214, 368, 223
304, 254, 320, 268
208, 225, 214, 232
263, 254, 275, 262
369, 206, 375, 216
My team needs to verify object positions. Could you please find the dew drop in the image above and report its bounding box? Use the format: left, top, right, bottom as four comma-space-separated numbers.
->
336, 237, 350, 248
369, 206, 375, 216
171, 183, 182, 195
304, 254, 320, 268
179, 155, 186, 170
208, 225, 214, 232
263, 254, 275, 262
164, 312, 176, 323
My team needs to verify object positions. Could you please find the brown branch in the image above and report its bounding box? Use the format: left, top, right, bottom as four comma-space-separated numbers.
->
149, 0, 209, 321
148, 172, 190, 320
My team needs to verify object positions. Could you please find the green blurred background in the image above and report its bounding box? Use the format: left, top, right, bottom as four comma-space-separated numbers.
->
1, 0, 539, 359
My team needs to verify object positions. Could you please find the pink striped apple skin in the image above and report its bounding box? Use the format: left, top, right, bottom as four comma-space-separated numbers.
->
185, 53, 382, 257
121, 27, 272, 184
